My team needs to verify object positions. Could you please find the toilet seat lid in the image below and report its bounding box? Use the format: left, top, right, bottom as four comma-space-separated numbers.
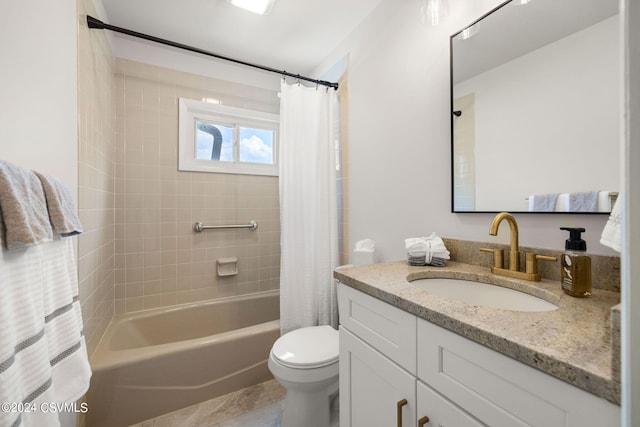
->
272, 325, 339, 368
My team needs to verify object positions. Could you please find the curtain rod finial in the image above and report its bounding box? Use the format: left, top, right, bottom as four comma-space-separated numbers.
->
87, 15, 105, 29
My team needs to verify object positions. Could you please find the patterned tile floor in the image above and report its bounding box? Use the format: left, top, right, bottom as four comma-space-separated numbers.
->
130, 380, 286, 427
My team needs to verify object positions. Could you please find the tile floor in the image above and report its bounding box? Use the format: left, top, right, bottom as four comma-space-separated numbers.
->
130, 380, 286, 427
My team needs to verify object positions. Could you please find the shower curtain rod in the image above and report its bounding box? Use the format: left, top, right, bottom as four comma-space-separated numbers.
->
86, 15, 339, 90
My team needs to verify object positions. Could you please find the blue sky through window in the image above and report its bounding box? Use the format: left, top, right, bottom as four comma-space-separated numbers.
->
239, 127, 273, 164
196, 121, 273, 165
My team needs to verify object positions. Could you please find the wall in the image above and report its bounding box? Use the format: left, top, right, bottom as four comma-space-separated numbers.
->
622, 0, 640, 423
0, 0, 115, 361
77, 0, 117, 357
315, 0, 619, 260
113, 59, 281, 313
0, 0, 78, 189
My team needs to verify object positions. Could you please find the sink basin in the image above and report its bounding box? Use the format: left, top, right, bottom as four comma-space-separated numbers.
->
409, 278, 558, 312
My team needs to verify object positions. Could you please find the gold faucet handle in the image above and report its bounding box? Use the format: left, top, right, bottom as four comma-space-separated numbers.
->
525, 253, 557, 275
480, 247, 504, 269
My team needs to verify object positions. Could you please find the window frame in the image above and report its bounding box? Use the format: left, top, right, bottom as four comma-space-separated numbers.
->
178, 98, 279, 176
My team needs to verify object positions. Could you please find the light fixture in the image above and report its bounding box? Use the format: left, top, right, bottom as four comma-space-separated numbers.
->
420, 0, 449, 26
512, 0, 532, 5
227, 0, 275, 15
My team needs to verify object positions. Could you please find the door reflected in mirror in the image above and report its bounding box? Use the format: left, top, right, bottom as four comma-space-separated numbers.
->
450, 0, 619, 213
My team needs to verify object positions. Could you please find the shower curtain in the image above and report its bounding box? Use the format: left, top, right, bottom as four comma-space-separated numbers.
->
279, 81, 339, 335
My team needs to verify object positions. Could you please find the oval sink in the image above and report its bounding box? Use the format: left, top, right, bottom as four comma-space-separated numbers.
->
409, 278, 558, 312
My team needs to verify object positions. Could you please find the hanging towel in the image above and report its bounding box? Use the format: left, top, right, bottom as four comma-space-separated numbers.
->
0, 236, 91, 427
33, 172, 83, 237
528, 193, 559, 212
601, 193, 623, 252
597, 191, 612, 212
563, 191, 599, 212
555, 193, 570, 212
0, 161, 53, 249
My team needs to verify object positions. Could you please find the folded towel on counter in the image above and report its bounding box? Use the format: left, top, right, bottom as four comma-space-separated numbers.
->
405, 233, 451, 266
600, 192, 623, 252
0, 161, 53, 249
34, 171, 83, 237
528, 193, 558, 212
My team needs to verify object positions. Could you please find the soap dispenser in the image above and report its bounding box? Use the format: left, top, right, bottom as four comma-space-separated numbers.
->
560, 227, 592, 297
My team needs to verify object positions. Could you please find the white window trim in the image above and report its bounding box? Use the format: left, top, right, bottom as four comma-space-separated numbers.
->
178, 98, 279, 176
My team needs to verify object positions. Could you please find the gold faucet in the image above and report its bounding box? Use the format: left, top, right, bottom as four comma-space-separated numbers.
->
480, 212, 557, 281
489, 212, 520, 272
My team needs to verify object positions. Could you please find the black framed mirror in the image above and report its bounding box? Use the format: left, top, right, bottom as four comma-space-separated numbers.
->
450, 0, 619, 213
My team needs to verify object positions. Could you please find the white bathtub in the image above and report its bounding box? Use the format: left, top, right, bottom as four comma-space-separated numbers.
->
85, 290, 280, 427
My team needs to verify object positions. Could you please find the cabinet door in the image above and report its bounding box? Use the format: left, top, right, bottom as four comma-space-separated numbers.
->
340, 327, 416, 427
417, 381, 487, 427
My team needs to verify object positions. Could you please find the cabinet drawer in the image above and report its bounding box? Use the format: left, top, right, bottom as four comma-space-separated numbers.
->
337, 283, 416, 374
417, 319, 619, 427
417, 381, 486, 427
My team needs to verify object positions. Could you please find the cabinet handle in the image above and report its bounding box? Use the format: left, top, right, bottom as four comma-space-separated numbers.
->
397, 399, 408, 427
418, 415, 430, 426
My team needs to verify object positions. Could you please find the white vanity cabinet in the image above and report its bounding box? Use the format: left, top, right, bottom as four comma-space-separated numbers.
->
338, 281, 417, 426
337, 283, 620, 427
340, 328, 416, 426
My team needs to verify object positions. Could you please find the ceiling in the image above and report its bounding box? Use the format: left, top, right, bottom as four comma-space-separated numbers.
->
99, 0, 385, 75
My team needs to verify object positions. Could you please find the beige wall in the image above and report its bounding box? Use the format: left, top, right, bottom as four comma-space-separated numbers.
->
77, 0, 116, 356
113, 59, 281, 314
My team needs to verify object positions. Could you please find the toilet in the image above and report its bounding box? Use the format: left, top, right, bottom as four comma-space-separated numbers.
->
268, 325, 339, 427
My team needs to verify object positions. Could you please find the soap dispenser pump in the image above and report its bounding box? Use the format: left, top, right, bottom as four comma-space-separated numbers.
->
560, 227, 592, 297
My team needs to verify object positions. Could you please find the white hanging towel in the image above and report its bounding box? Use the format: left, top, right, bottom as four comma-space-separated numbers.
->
600, 193, 623, 252
0, 163, 90, 427
0, 236, 91, 427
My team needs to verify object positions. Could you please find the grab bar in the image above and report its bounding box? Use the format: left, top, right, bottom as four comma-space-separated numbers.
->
192, 221, 258, 232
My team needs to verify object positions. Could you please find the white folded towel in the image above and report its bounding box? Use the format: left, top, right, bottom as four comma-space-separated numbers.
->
405, 233, 451, 265
600, 193, 623, 252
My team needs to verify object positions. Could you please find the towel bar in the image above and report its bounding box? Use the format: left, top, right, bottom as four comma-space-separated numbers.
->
192, 221, 258, 232
525, 192, 619, 201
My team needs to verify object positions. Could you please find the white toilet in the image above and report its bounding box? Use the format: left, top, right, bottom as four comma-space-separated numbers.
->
268, 325, 339, 427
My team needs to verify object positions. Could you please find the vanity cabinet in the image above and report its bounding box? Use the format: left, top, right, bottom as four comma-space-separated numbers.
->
337, 283, 620, 427
340, 328, 416, 426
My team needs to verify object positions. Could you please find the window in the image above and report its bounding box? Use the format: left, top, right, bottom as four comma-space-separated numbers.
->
179, 98, 278, 176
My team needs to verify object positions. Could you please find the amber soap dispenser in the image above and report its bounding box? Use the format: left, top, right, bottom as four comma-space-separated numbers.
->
560, 227, 592, 297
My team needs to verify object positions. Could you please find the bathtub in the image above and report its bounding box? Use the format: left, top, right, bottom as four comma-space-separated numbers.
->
85, 290, 280, 427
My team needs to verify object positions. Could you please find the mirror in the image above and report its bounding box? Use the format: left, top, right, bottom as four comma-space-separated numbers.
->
450, 0, 619, 213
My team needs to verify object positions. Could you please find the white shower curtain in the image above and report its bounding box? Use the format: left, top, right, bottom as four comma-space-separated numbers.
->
279, 81, 339, 335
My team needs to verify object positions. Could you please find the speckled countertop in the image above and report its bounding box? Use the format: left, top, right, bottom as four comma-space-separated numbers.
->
334, 261, 621, 405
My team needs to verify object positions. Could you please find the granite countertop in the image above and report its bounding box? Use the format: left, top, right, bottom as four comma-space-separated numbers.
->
334, 261, 621, 405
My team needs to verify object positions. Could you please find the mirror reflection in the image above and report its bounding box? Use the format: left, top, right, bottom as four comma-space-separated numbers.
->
451, 0, 619, 213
